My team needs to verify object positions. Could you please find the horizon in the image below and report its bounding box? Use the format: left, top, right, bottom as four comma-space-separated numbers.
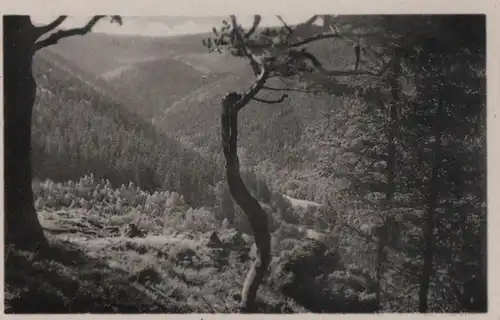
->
31, 15, 322, 38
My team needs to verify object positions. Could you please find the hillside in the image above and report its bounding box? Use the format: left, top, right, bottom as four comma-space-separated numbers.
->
5, 175, 379, 313
101, 57, 232, 121
31, 49, 224, 207
153, 36, 361, 201
47, 33, 247, 121
45, 29, 372, 203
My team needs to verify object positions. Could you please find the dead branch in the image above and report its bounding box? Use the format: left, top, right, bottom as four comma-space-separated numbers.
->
276, 15, 294, 35
252, 94, 288, 104
244, 15, 261, 38
300, 15, 320, 27
34, 16, 67, 39
34, 15, 106, 51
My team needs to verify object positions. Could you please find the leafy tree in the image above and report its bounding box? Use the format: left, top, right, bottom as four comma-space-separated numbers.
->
4, 15, 122, 250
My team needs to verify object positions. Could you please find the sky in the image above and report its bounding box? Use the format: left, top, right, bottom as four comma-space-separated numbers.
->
31, 15, 319, 37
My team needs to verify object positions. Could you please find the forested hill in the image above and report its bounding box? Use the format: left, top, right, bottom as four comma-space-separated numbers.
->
32, 49, 224, 207
45, 32, 248, 123
45, 30, 363, 203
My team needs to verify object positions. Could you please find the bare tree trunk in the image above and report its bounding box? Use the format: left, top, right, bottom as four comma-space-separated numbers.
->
386, 57, 400, 202
375, 54, 400, 312
4, 16, 47, 251
221, 93, 271, 313
374, 240, 384, 311
478, 117, 488, 312
418, 84, 444, 313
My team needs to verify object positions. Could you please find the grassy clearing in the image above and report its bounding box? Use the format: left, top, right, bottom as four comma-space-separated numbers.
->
6, 192, 307, 313
6, 175, 379, 314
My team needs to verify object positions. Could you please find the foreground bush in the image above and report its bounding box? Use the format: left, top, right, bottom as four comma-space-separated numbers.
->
269, 239, 377, 313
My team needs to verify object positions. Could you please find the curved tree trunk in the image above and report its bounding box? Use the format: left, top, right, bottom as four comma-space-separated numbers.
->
221, 92, 271, 313
4, 16, 47, 250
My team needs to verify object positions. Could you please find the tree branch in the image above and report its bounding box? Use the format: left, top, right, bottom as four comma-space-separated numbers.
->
34, 15, 106, 51
262, 85, 325, 94
337, 214, 378, 244
288, 32, 341, 48
300, 15, 320, 27
276, 15, 294, 35
34, 16, 67, 39
230, 15, 262, 75
244, 15, 261, 38
288, 31, 382, 49
233, 67, 271, 111
252, 94, 288, 104
291, 49, 393, 77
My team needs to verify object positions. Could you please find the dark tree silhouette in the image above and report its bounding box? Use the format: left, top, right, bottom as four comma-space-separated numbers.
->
3, 15, 121, 251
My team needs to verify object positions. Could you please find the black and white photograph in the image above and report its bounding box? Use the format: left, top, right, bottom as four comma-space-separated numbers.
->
3, 3, 492, 314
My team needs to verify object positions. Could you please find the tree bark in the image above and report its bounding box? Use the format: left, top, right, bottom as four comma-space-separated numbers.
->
418, 82, 444, 313
221, 92, 271, 313
386, 56, 400, 201
375, 54, 401, 312
4, 16, 47, 250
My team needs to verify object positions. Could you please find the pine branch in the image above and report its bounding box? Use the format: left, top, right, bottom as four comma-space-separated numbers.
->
230, 15, 262, 75
34, 15, 106, 51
